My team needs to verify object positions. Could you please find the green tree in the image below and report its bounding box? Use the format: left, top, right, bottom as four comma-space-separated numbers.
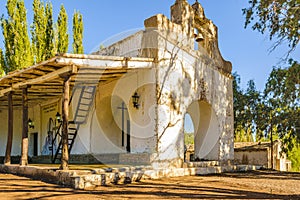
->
31, 0, 47, 63
233, 73, 255, 142
1, 0, 33, 71
243, 1, 299, 170
0, 48, 5, 77
255, 99, 269, 142
288, 139, 300, 171
245, 80, 261, 141
57, 5, 69, 54
44, 2, 55, 59
72, 11, 84, 54
243, 0, 299, 56
233, 73, 268, 142
233, 73, 244, 141
264, 62, 300, 152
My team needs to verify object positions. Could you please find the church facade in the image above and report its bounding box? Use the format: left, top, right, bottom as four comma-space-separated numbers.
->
0, 0, 233, 169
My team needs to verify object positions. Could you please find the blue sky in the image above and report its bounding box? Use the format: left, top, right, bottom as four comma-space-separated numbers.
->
0, 0, 299, 92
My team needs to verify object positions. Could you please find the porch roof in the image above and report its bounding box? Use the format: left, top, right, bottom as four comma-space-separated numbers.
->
0, 53, 155, 107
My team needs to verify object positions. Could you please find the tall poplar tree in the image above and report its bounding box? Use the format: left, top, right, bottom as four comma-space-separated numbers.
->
0, 48, 5, 77
44, 2, 55, 59
31, 0, 46, 63
72, 11, 84, 54
1, 0, 33, 71
57, 5, 69, 54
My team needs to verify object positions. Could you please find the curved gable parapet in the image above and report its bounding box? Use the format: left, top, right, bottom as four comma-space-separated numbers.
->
192, 1, 232, 74
143, 1, 232, 75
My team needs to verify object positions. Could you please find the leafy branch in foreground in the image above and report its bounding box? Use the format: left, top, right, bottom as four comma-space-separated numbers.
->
243, 0, 299, 58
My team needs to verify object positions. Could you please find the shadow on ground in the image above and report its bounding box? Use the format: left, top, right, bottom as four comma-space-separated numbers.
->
0, 170, 299, 199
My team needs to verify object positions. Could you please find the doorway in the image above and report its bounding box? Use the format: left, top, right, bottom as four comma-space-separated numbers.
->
117, 101, 130, 153
29, 132, 38, 156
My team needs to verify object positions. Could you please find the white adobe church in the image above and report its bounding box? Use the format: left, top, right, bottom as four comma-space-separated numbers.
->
0, 0, 234, 169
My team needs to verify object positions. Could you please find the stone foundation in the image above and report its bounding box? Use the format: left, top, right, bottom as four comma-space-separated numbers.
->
0, 162, 262, 190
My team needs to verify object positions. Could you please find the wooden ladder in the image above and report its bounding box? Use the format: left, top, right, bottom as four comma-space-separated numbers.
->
52, 85, 96, 163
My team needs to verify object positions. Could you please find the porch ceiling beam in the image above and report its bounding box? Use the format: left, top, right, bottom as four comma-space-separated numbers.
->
70, 81, 103, 85
30, 85, 63, 89
0, 57, 57, 81
4, 77, 28, 81
76, 71, 127, 75
57, 53, 154, 62
0, 84, 11, 87
28, 93, 62, 96
54, 57, 155, 69
79, 68, 129, 72
28, 89, 63, 93
72, 74, 124, 80
28, 82, 64, 86
0, 65, 77, 98
0, 95, 59, 101
27, 69, 47, 76
28, 91, 62, 95
0, 88, 13, 97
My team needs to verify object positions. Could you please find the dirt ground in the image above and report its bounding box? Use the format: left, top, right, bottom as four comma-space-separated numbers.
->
0, 170, 299, 200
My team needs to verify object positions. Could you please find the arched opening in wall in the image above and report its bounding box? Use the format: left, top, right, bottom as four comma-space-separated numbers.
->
186, 100, 220, 161
184, 113, 195, 162
93, 95, 130, 154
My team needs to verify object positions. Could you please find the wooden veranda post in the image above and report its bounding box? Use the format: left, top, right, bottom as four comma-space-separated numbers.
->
4, 92, 13, 165
20, 87, 29, 166
60, 75, 70, 170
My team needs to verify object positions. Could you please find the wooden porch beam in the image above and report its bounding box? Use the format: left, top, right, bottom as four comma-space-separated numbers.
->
0, 88, 13, 97
0, 65, 77, 98
55, 57, 155, 69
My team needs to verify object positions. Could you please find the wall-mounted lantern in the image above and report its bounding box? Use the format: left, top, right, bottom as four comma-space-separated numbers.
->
56, 112, 62, 123
132, 92, 140, 109
28, 118, 34, 129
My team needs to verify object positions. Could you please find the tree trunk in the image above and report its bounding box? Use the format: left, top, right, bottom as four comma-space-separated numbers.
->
4, 92, 13, 165
270, 123, 273, 170
20, 87, 28, 166
60, 76, 70, 170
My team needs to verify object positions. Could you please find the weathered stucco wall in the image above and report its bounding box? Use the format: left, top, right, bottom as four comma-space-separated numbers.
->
39, 101, 59, 156
0, 104, 43, 157
234, 150, 269, 168
89, 68, 157, 156
94, 31, 144, 57
151, 43, 233, 168
142, 8, 234, 168
0, 108, 23, 156
234, 142, 289, 171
